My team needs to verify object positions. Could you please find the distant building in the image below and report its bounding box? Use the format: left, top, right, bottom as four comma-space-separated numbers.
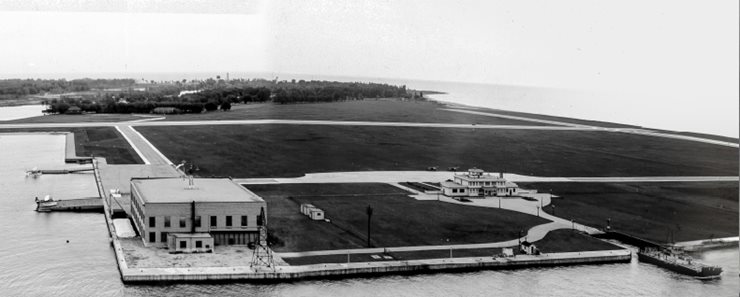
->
65, 106, 82, 114
152, 107, 181, 114
440, 168, 519, 198
130, 177, 267, 252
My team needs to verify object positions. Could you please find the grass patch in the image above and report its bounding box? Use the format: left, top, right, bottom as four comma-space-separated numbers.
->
246, 183, 550, 252
0, 127, 142, 164
149, 100, 552, 126
534, 230, 622, 253
138, 125, 738, 178
520, 182, 739, 243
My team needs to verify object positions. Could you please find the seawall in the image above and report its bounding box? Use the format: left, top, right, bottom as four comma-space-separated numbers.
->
121, 249, 631, 283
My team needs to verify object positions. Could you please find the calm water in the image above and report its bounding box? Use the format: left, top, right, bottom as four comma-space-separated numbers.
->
0, 133, 737, 296
0, 104, 46, 121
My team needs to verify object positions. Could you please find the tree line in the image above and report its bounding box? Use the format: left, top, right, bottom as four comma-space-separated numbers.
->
41, 79, 417, 115
0, 78, 135, 97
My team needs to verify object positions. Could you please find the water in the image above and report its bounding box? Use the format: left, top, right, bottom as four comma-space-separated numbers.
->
0, 133, 737, 296
0, 104, 46, 121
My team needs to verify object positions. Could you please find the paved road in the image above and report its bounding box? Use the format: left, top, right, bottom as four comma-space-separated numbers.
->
0, 119, 587, 130
445, 108, 739, 148
235, 171, 738, 185
114, 125, 172, 165
1, 115, 735, 148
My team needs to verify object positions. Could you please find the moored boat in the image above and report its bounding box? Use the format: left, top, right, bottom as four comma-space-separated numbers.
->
35, 195, 57, 212
638, 247, 722, 279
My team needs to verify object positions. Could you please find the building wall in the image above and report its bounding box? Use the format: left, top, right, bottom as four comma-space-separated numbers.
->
131, 184, 266, 247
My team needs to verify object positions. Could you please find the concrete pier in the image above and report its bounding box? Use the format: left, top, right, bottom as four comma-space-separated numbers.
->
120, 249, 631, 283
41, 197, 103, 211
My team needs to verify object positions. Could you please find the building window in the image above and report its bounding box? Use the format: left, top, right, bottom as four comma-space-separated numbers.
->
164, 216, 171, 228
161, 232, 168, 243
210, 216, 217, 227
179, 217, 186, 228
195, 240, 202, 248
149, 217, 156, 228
195, 216, 201, 228
149, 232, 156, 243
241, 215, 248, 227
180, 241, 187, 249
226, 216, 232, 227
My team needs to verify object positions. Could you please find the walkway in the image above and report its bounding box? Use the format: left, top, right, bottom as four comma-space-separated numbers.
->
234, 171, 739, 185
444, 108, 739, 148
114, 125, 172, 165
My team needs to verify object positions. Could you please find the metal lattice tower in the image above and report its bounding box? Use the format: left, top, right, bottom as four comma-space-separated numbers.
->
250, 207, 275, 270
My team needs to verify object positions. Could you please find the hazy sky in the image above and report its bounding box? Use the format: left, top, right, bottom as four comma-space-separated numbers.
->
0, 0, 737, 135
0, 1, 735, 89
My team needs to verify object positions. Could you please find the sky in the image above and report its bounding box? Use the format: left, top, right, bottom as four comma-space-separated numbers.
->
0, 0, 737, 135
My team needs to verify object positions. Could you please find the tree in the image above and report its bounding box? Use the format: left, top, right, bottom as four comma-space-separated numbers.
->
204, 101, 218, 111
220, 101, 231, 111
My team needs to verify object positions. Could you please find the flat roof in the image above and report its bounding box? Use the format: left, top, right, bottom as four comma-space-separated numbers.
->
455, 175, 505, 182
131, 178, 264, 204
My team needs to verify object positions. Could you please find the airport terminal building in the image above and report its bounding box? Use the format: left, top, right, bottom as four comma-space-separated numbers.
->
441, 168, 519, 198
130, 177, 266, 251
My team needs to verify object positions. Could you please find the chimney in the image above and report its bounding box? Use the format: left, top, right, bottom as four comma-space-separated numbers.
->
500, 172, 504, 178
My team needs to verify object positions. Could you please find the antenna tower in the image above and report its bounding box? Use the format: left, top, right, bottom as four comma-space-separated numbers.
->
250, 207, 275, 270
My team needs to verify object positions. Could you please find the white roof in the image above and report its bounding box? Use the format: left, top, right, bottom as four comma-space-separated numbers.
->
131, 178, 264, 204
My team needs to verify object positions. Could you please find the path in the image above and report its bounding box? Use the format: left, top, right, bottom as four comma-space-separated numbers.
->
114, 125, 172, 165
235, 171, 738, 185
444, 108, 739, 148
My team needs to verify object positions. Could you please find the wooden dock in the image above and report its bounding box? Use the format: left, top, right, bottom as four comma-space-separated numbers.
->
42, 197, 103, 212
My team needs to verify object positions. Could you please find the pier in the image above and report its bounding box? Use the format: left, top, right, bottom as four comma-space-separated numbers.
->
120, 249, 632, 283
36, 197, 103, 212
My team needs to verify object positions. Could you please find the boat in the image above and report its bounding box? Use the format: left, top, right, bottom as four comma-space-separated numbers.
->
638, 247, 722, 279
35, 195, 58, 212
26, 167, 42, 178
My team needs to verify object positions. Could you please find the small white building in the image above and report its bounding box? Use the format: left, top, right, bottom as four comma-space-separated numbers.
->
300, 203, 325, 220
441, 168, 519, 198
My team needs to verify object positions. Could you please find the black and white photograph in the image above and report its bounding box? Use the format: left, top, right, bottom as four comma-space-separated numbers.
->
0, 1, 737, 296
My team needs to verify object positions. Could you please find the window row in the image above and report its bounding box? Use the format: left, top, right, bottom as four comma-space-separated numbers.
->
148, 215, 249, 229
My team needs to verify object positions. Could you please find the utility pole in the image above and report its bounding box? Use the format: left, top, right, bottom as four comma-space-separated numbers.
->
366, 205, 373, 248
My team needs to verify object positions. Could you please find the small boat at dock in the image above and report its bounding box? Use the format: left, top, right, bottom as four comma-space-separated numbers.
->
638, 247, 722, 279
35, 195, 58, 212
26, 167, 42, 178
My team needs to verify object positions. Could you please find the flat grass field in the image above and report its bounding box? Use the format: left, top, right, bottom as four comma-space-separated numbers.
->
534, 230, 622, 253
244, 183, 550, 252
0, 127, 141, 164
519, 182, 739, 243
136, 124, 738, 178
8, 100, 547, 126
